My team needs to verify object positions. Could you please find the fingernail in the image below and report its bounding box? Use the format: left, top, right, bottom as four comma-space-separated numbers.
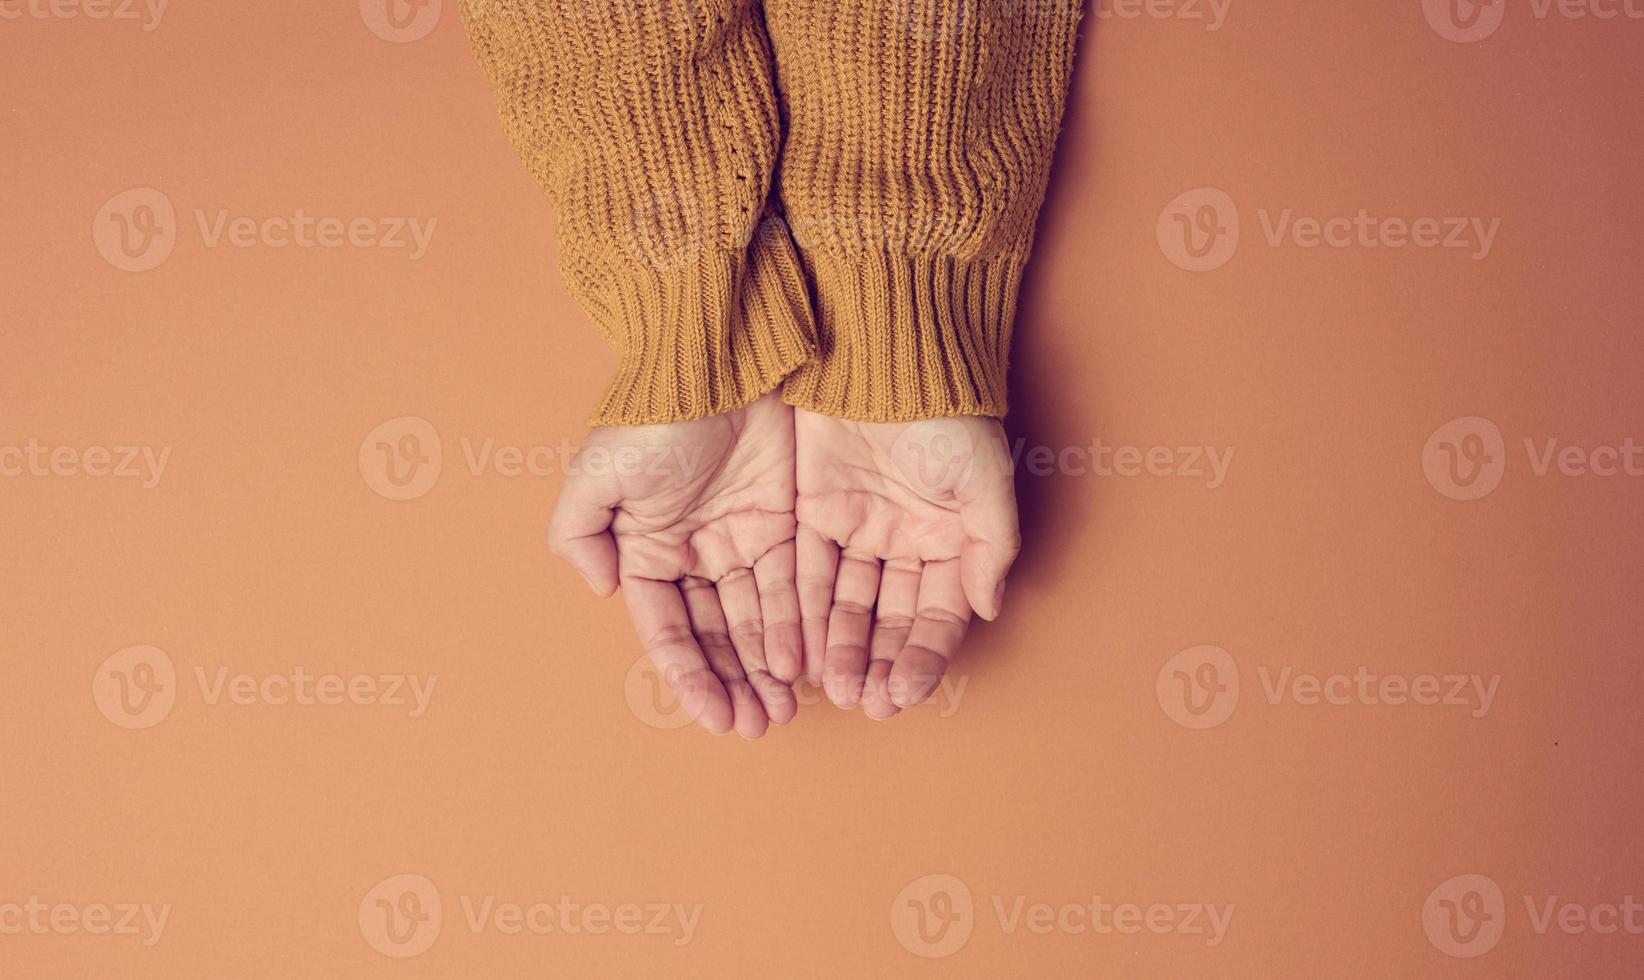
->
992, 580, 1007, 618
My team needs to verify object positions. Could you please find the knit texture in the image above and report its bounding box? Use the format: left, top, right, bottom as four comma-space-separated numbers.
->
461, 0, 816, 425
765, 0, 1081, 420
462, 0, 1080, 424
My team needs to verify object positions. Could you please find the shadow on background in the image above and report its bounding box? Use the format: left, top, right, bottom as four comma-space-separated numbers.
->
1000, 2, 1103, 608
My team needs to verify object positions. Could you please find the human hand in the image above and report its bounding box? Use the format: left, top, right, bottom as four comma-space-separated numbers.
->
793, 409, 1020, 719
548, 392, 801, 739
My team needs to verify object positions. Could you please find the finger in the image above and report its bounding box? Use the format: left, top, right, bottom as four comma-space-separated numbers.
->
717, 568, 796, 726
796, 526, 839, 685
863, 559, 921, 720
753, 540, 804, 686
682, 577, 769, 740
890, 559, 971, 709
823, 553, 881, 709
715, 569, 767, 672
547, 467, 622, 597
621, 577, 732, 734
863, 660, 898, 721
958, 456, 1021, 621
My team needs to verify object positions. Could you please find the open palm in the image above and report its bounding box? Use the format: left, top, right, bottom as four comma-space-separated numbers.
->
794, 409, 1020, 719
548, 392, 801, 739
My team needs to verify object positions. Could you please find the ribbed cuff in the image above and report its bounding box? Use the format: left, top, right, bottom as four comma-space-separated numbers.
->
779, 250, 1022, 421
589, 215, 817, 427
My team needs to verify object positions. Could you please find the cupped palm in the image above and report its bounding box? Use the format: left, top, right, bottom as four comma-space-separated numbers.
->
793, 409, 1020, 719
548, 392, 802, 739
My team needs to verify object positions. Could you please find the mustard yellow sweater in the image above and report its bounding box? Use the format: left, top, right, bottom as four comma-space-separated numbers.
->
461, 0, 1080, 425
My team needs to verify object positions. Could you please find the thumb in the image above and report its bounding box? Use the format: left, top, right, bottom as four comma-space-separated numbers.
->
960, 537, 1018, 622
547, 468, 621, 598
957, 466, 1020, 622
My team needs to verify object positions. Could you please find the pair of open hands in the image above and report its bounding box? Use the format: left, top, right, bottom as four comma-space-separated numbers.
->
548, 392, 1020, 738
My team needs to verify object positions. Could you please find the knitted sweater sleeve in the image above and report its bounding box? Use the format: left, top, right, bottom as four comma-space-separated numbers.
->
460, 0, 817, 426
765, 0, 1082, 421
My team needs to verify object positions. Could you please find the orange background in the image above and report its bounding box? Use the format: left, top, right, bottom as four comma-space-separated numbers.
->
5, 0, 1644, 976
